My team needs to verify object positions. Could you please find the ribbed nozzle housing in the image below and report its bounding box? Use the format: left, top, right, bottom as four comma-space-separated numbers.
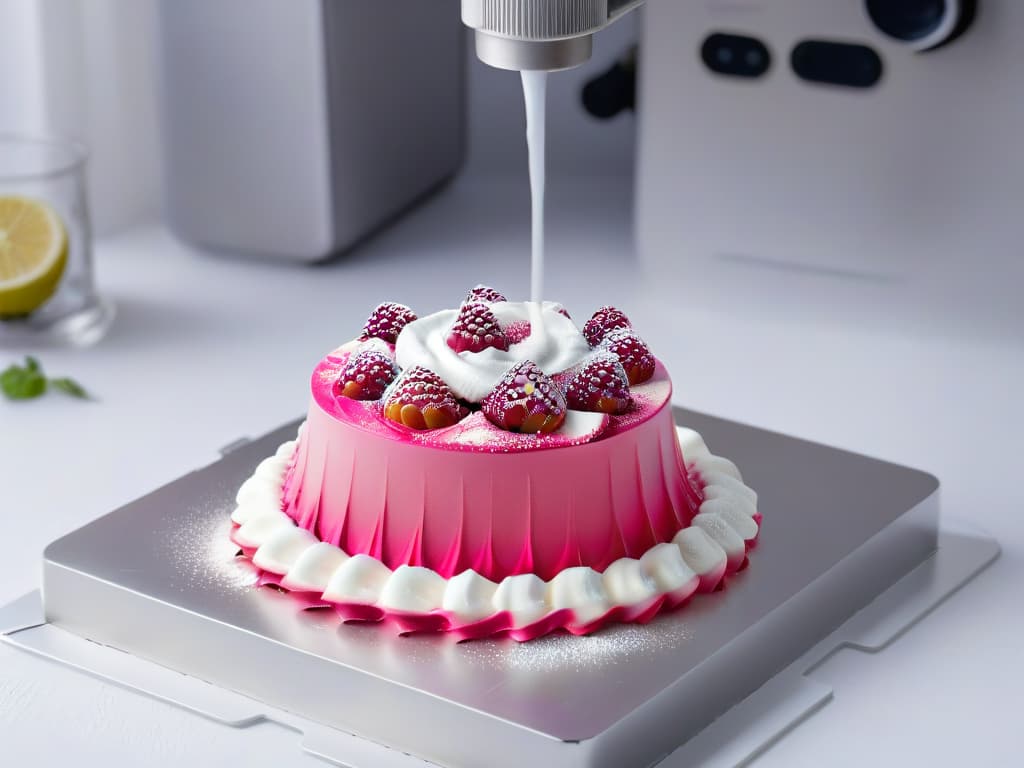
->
463, 0, 608, 40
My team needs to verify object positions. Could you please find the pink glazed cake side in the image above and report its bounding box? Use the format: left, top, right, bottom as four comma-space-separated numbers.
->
282, 355, 701, 582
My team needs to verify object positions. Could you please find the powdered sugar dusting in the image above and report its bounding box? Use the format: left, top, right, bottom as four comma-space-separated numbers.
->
504, 320, 532, 345
457, 618, 694, 671
411, 410, 609, 452
166, 503, 259, 592
443, 424, 494, 447
605, 373, 673, 435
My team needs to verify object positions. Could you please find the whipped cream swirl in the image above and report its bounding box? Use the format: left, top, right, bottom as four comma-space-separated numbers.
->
394, 301, 592, 403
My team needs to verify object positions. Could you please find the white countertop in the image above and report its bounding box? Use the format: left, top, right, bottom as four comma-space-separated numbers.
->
1, 174, 1021, 766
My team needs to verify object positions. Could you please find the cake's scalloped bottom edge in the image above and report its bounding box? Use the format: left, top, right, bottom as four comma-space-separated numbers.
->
229, 424, 761, 642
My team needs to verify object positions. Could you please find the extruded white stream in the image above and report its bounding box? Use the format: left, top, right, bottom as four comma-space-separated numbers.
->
521, 70, 547, 304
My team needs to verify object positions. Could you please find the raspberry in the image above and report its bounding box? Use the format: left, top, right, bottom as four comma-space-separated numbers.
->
383, 366, 467, 430
504, 321, 532, 345
583, 306, 632, 346
334, 350, 397, 401
563, 352, 633, 414
446, 302, 510, 354
600, 329, 656, 385
482, 361, 567, 434
361, 302, 417, 344
466, 285, 507, 304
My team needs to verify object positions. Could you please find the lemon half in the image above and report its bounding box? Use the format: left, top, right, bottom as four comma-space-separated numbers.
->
0, 195, 68, 317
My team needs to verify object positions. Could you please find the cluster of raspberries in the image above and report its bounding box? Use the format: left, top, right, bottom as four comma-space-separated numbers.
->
334, 288, 656, 434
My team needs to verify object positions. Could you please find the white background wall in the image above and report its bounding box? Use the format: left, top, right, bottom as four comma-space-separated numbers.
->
0, 2, 50, 130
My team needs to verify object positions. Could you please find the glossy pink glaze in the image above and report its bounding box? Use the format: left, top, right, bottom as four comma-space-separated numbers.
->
281, 355, 701, 582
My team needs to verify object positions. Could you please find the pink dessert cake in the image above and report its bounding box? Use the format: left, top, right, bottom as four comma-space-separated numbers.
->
231, 287, 760, 641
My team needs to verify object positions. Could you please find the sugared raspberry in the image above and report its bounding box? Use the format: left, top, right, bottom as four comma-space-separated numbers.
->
383, 366, 467, 430
361, 302, 417, 344
583, 306, 632, 346
446, 302, 510, 354
482, 361, 567, 434
504, 321, 532, 345
466, 285, 507, 304
563, 352, 633, 414
334, 350, 397, 401
600, 329, 656, 385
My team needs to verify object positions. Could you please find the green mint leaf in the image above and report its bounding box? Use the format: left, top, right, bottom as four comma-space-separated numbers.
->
1, 357, 91, 402
50, 377, 90, 399
1, 358, 48, 401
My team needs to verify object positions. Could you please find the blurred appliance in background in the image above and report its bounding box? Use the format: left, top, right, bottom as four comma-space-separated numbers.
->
636, 0, 1024, 312
158, 0, 465, 262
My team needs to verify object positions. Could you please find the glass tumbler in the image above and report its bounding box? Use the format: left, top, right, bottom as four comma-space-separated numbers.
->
0, 135, 113, 346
